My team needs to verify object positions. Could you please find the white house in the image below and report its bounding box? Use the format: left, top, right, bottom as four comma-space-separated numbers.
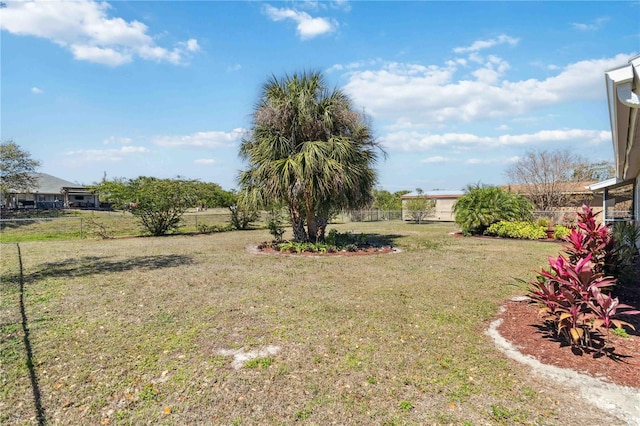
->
588, 55, 640, 247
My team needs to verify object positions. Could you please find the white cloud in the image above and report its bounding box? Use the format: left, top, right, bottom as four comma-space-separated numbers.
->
153, 128, 247, 148
263, 4, 337, 39
331, 0, 351, 12
183, 38, 200, 52
326, 58, 381, 73
453, 34, 519, 54
194, 158, 216, 165
0, 0, 200, 66
65, 145, 149, 162
421, 156, 451, 163
383, 129, 610, 151
343, 54, 632, 123
31, 86, 43, 94
227, 64, 242, 72
103, 136, 132, 145
571, 17, 609, 31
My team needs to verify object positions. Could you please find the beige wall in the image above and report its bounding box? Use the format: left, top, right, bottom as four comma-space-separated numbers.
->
402, 197, 458, 222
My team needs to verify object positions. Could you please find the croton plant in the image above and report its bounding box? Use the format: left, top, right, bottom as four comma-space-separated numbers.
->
527, 205, 639, 350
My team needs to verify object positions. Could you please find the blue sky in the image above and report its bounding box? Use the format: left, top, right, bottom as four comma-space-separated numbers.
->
2, 1, 639, 192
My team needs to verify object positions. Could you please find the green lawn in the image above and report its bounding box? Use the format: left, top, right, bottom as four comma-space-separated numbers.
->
1, 221, 582, 425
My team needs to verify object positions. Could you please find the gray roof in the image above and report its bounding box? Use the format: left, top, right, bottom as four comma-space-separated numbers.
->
27, 173, 89, 194
402, 190, 465, 199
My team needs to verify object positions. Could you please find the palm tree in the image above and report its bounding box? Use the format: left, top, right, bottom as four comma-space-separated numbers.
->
238, 71, 383, 242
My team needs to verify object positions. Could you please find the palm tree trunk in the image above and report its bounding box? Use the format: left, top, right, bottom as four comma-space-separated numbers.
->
304, 193, 317, 243
316, 215, 328, 241
289, 204, 307, 242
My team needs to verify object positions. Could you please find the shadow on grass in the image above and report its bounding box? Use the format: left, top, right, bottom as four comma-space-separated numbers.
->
15, 244, 47, 425
21, 254, 194, 282
363, 233, 404, 247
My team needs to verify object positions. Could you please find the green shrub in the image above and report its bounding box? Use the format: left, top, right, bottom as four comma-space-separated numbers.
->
484, 221, 546, 240
453, 184, 533, 235
266, 206, 286, 242
553, 225, 570, 240
610, 221, 640, 287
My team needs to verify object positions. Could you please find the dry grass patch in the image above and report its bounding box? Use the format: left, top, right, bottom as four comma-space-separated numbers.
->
1, 222, 616, 424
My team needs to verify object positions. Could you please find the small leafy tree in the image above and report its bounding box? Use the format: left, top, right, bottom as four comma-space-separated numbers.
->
93, 177, 199, 236
404, 189, 435, 224
372, 189, 409, 218
452, 184, 533, 235
0, 140, 41, 201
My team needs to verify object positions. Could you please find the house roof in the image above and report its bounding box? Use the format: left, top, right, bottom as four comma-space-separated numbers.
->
605, 55, 640, 181
18, 173, 89, 194
503, 181, 597, 195
586, 177, 633, 192
402, 190, 465, 199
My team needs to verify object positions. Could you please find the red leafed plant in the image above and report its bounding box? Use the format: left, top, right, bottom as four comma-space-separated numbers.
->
527, 205, 639, 353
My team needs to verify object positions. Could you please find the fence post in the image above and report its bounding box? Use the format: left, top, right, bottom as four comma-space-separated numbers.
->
80, 217, 83, 239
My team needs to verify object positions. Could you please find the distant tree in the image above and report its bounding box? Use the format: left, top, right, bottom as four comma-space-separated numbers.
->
505, 149, 585, 211
191, 181, 235, 209
93, 176, 199, 236
0, 140, 41, 199
238, 71, 383, 242
571, 160, 615, 182
372, 189, 410, 212
404, 194, 435, 224
453, 184, 533, 235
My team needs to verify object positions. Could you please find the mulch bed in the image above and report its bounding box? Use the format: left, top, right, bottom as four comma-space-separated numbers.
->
497, 299, 640, 389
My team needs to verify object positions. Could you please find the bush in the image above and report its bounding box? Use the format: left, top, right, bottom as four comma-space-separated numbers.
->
610, 221, 640, 287
228, 205, 259, 230
553, 225, 570, 240
266, 207, 286, 242
526, 205, 639, 353
197, 223, 232, 234
484, 221, 546, 240
453, 184, 533, 235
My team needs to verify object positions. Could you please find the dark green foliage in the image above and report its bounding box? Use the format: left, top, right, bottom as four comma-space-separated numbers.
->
264, 229, 377, 254
452, 184, 533, 235
192, 181, 235, 209
372, 189, 409, 211
610, 221, 640, 287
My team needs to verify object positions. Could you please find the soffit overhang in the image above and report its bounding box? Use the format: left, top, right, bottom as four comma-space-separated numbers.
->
605, 56, 640, 181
